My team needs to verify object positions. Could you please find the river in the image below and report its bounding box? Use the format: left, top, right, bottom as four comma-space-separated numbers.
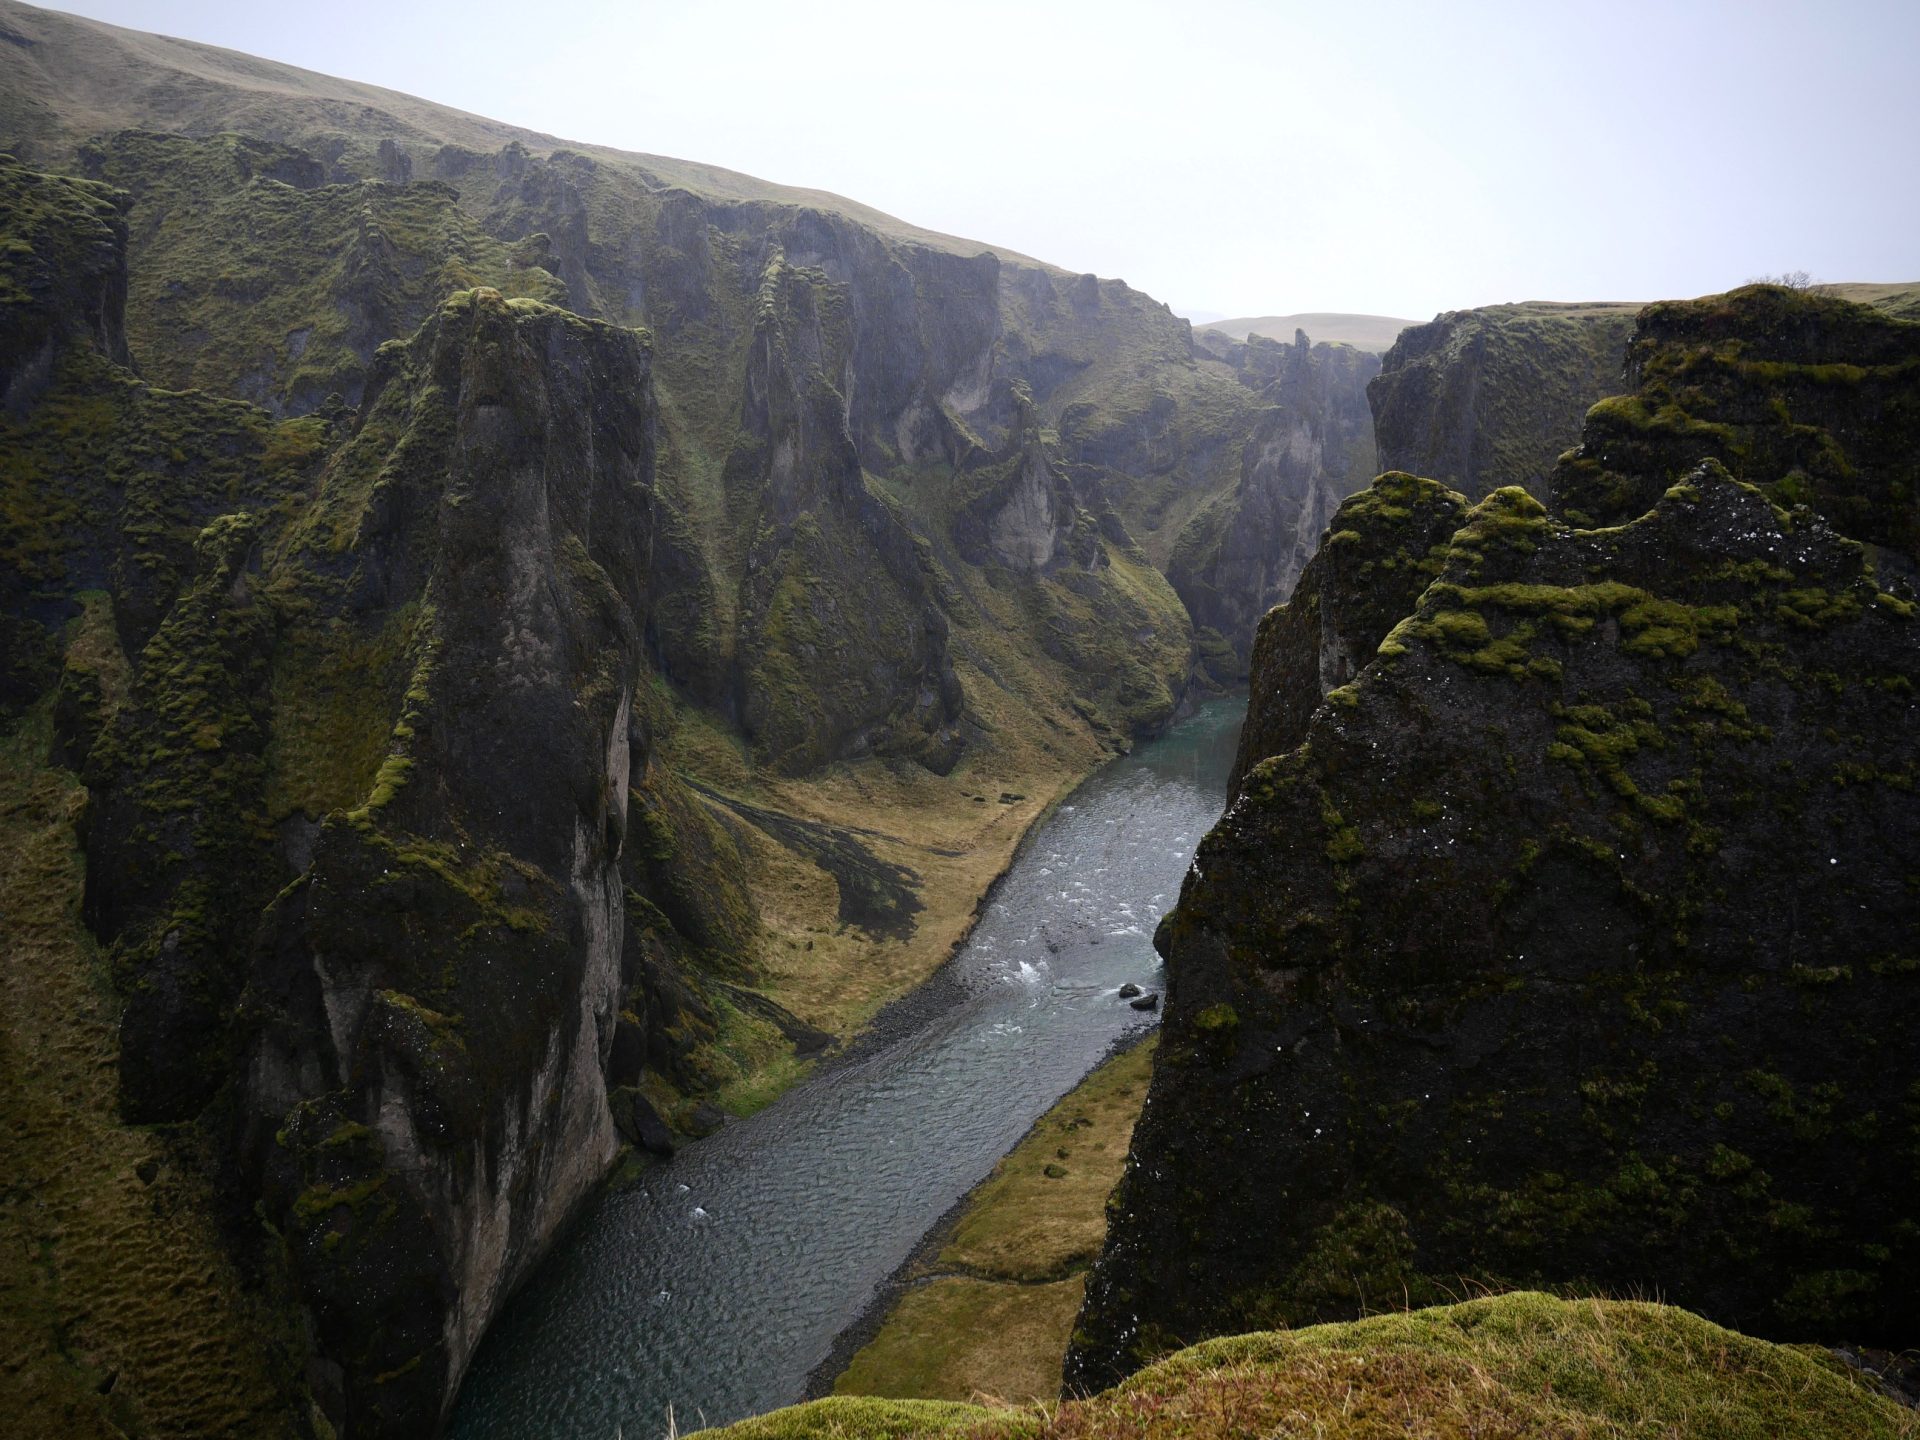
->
449, 698, 1244, 1438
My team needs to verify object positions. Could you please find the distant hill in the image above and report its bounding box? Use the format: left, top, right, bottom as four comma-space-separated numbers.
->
1197, 312, 1418, 352
1822, 281, 1920, 322
0, 0, 1052, 267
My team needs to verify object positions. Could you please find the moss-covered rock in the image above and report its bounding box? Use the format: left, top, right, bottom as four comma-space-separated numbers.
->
1551, 284, 1920, 561
1072, 294, 1920, 1391
1230, 471, 1467, 791
1369, 301, 1639, 502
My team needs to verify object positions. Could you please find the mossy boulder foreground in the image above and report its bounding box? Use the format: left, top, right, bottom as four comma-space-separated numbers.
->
1071, 287, 1920, 1390
707, 1294, 1916, 1440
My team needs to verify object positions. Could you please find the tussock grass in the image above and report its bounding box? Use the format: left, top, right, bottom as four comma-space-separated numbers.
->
719, 1293, 1916, 1440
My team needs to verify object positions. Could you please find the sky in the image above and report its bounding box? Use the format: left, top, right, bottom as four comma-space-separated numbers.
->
44, 0, 1920, 321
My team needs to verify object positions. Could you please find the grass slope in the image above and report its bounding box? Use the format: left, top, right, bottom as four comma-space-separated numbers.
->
721, 1292, 1915, 1440
1821, 282, 1920, 322
0, 0, 1050, 266
835, 1040, 1157, 1404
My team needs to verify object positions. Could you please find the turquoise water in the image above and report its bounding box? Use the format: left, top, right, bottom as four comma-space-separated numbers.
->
450, 699, 1244, 1437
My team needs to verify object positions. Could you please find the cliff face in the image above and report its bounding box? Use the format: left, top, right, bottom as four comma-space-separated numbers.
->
68, 286, 675, 1432
1554, 284, 1920, 565
75, 130, 568, 415
0, 40, 1257, 1426
1227, 471, 1464, 794
0, 155, 128, 418
1168, 332, 1381, 679
4, 146, 768, 1433
1070, 290, 1920, 1392
238, 292, 664, 1433
1368, 302, 1638, 501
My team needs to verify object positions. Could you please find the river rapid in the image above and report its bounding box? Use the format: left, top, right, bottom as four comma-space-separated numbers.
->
450, 698, 1245, 1438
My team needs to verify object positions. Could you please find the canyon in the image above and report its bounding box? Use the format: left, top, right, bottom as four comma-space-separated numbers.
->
2, 5, 1917, 1439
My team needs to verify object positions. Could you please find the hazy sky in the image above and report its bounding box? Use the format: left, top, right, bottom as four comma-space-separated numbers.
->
46, 0, 1920, 320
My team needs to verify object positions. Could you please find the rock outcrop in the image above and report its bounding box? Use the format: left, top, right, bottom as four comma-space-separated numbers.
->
1168, 331, 1382, 677
0, 154, 128, 417
1368, 301, 1637, 501
3, 149, 772, 1432
1227, 471, 1464, 794
1554, 284, 1920, 566
232, 291, 668, 1433
1071, 289, 1920, 1393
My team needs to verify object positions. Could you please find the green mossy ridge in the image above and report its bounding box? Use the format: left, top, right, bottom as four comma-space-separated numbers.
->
710, 1294, 1914, 1440
78, 130, 565, 414
1553, 285, 1920, 556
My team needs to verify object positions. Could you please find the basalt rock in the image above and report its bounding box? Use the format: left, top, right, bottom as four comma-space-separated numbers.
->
1369, 301, 1637, 501
230, 290, 675, 1435
1552, 284, 1920, 565
1070, 291, 1920, 1393
23, 256, 749, 1435
1229, 471, 1466, 795
726, 250, 964, 774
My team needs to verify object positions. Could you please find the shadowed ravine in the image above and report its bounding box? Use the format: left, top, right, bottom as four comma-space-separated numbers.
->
448, 699, 1244, 1437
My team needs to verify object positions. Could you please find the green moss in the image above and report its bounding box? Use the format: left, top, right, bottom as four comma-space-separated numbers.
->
1193, 1003, 1240, 1033
723, 1294, 1916, 1440
78, 132, 566, 414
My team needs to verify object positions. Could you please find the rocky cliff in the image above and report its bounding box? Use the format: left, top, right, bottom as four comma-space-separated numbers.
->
0, 153, 837, 1436
0, 12, 1290, 1424
0, 0, 1358, 755
1070, 287, 1920, 1391
1227, 470, 1465, 793
1368, 301, 1639, 500
1168, 331, 1381, 678
1554, 284, 1920, 566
